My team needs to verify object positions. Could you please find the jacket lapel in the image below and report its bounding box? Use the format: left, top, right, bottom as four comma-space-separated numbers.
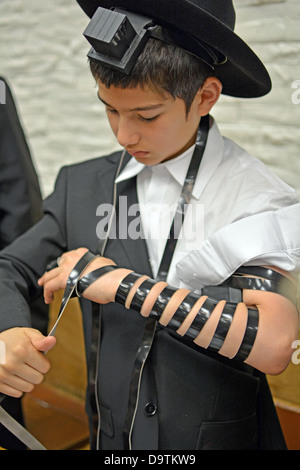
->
95, 154, 153, 278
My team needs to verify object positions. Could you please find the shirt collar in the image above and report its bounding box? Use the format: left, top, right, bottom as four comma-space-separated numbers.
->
115, 117, 224, 200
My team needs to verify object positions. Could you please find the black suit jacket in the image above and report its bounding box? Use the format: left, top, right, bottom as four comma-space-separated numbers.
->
0, 77, 43, 249
0, 151, 286, 450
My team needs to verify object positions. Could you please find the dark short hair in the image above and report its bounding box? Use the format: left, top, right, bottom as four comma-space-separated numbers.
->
89, 38, 215, 114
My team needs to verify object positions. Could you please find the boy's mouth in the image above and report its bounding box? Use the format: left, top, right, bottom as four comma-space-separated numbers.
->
127, 150, 149, 158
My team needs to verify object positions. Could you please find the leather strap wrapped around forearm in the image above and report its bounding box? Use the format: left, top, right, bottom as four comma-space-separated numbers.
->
115, 275, 259, 362
76, 265, 120, 297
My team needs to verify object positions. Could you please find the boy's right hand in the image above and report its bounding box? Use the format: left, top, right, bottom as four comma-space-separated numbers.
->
0, 328, 56, 398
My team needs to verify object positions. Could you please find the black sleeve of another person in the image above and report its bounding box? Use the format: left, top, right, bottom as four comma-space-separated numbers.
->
0, 76, 49, 450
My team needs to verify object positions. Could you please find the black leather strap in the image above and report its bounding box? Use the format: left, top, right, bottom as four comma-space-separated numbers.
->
115, 272, 143, 304
122, 317, 157, 450
127, 281, 259, 361
233, 308, 259, 362
89, 151, 127, 450
48, 250, 97, 336
164, 292, 199, 331
76, 265, 119, 297
89, 302, 101, 450
224, 266, 297, 307
129, 278, 157, 311
208, 302, 237, 352
185, 297, 218, 340
235, 266, 284, 282
156, 115, 209, 282
149, 285, 178, 317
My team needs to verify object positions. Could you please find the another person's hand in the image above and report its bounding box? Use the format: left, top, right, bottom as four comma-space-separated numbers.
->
0, 327, 56, 398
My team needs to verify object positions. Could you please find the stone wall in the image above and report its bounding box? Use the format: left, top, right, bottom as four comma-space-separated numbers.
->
214, 0, 300, 196
0, 0, 299, 197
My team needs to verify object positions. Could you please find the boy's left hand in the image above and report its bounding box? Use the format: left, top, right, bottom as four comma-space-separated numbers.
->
38, 247, 127, 305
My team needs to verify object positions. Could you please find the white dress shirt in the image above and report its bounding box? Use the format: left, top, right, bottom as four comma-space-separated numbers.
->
115, 118, 300, 289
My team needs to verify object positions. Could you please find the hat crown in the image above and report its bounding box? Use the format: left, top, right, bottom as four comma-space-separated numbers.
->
77, 0, 271, 98
188, 0, 235, 29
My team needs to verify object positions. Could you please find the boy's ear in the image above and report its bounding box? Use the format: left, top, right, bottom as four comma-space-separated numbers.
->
196, 77, 222, 116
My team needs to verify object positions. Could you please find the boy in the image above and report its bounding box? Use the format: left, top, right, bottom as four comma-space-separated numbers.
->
0, 0, 299, 450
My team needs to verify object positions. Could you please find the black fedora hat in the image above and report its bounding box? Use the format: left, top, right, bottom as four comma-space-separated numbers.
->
76, 0, 272, 98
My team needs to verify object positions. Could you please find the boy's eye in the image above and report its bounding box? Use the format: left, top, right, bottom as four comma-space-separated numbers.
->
106, 108, 118, 115
138, 114, 159, 123
105, 108, 159, 123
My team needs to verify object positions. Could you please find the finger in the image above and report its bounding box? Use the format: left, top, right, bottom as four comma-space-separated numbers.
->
37, 273, 45, 286
43, 277, 66, 304
13, 330, 56, 373
0, 382, 24, 398
39, 269, 67, 304
0, 368, 33, 393
38, 267, 61, 286
0, 372, 36, 394
12, 363, 44, 385
23, 349, 51, 375
27, 331, 56, 355
0, 360, 43, 395
4, 337, 53, 376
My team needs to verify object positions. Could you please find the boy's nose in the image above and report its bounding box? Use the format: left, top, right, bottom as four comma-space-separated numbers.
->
116, 119, 140, 148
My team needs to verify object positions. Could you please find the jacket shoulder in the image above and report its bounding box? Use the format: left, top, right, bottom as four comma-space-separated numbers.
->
65, 150, 126, 174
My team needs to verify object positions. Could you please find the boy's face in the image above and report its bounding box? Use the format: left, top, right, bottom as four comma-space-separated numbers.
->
97, 81, 202, 166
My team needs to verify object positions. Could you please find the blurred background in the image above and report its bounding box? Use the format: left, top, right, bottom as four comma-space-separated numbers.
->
0, 0, 299, 450
0, 0, 299, 197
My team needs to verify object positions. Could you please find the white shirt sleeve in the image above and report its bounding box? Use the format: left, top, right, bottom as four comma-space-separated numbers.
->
176, 203, 300, 289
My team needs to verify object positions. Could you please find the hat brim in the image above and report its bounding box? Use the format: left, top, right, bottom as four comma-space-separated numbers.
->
77, 0, 272, 98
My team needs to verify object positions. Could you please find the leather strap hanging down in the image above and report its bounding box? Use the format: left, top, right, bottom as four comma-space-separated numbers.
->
155, 115, 209, 282
88, 150, 126, 450
48, 251, 97, 336
122, 114, 210, 449
0, 394, 46, 450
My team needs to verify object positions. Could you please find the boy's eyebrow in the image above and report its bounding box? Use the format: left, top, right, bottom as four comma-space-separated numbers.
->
97, 93, 164, 112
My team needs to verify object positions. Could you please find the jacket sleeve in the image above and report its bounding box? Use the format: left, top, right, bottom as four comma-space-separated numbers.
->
0, 77, 43, 249
0, 166, 68, 333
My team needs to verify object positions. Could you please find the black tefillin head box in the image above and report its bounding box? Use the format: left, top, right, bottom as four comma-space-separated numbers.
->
83, 7, 136, 60
83, 6, 153, 74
